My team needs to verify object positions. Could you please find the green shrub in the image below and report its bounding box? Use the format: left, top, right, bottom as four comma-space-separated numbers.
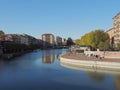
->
76, 50, 84, 53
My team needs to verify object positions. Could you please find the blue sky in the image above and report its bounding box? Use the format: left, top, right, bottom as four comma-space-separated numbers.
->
0, 0, 120, 40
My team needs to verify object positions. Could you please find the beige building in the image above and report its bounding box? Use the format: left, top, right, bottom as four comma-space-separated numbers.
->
5, 34, 38, 45
42, 33, 55, 48
106, 27, 114, 47
5, 34, 21, 44
62, 38, 67, 46
56, 36, 62, 46
113, 12, 120, 47
19, 34, 29, 45
22, 34, 37, 45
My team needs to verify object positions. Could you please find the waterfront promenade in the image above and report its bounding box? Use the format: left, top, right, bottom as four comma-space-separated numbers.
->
61, 52, 120, 63
60, 52, 120, 71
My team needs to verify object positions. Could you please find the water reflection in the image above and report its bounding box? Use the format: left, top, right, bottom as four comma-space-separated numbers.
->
42, 56, 55, 64
87, 72, 106, 83
42, 50, 55, 64
0, 49, 120, 90
115, 75, 120, 90
60, 60, 120, 75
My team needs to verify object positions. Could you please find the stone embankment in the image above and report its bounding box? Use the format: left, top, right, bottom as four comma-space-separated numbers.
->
60, 52, 120, 72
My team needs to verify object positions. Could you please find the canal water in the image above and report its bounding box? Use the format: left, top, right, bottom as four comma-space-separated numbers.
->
0, 49, 119, 90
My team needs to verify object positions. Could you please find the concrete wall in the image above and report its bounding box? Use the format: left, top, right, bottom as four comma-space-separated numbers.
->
60, 56, 120, 71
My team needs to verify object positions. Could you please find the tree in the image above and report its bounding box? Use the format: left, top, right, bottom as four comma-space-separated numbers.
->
75, 30, 110, 50
91, 30, 110, 49
98, 40, 109, 50
115, 42, 120, 51
75, 39, 81, 45
67, 37, 74, 46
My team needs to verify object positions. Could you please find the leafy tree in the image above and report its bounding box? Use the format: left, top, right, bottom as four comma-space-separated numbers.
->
75, 30, 110, 50
91, 30, 110, 49
75, 39, 81, 45
115, 42, 120, 51
67, 37, 74, 46
98, 40, 109, 50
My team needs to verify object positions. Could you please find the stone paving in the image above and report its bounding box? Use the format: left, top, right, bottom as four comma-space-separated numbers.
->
61, 52, 120, 63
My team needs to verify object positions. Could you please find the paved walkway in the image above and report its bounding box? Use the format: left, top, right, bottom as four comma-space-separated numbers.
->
61, 52, 120, 63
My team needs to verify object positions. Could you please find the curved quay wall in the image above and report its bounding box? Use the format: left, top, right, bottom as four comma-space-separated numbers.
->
60, 55, 120, 72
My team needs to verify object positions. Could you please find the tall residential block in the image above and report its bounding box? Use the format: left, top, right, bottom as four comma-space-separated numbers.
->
42, 33, 55, 48
106, 27, 114, 47
56, 36, 62, 46
113, 12, 120, 47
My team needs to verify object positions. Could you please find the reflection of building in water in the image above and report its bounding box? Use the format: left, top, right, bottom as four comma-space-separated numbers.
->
42, 50, 55, 64
115, 75, 120, 90
42, 55, 55, 64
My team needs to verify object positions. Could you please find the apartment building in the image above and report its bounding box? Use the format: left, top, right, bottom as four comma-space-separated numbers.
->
42, 33, 55, 48
106, 27, 114, 47
5, 34, 39, 45
5, 34, 21, 44
113, 12, 120, 47
56, 36, 62, 46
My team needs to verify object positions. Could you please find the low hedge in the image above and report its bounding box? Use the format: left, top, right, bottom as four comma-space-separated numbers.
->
76, 50, 84, 53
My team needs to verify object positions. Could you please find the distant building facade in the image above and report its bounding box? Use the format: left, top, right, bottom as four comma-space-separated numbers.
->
19, 34, 29, 45
106, 27, 114, 47
22, 34, 38, 45
42, 33, 55, 48
106, 12, 120, 48
5, 34, 39, 45
62, 38, 67, 46
56, 36, 62, 46
113, 12, 120, 47
5, 34, 21, 44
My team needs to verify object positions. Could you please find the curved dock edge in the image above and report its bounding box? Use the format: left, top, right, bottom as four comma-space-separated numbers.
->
60, 54, 120, 73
